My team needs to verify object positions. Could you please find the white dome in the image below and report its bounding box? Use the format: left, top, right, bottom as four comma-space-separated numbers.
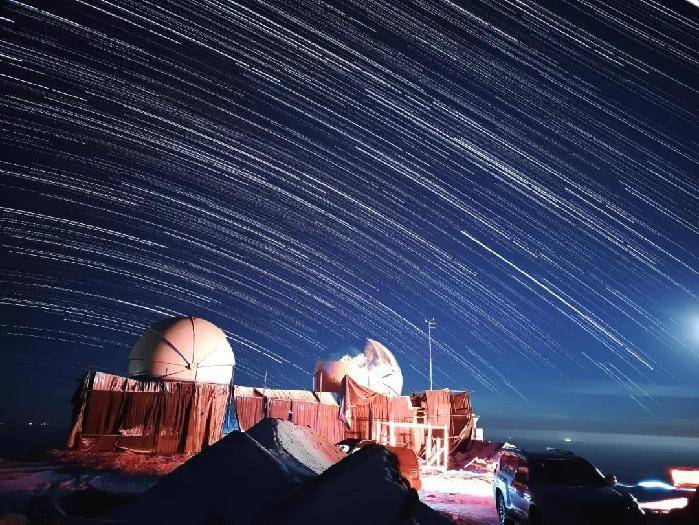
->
128, 316, 235, 385
314, 339, 403, 397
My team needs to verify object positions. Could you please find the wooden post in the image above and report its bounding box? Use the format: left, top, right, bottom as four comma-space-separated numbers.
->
389, 421, 396, 446
427, 424, 433, 460
443, 425, 449, 471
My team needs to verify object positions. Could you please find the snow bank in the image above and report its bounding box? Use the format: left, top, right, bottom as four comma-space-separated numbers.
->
421, 469, 493, 497
419, 469, 498, 525
247, 418, 345, 476
109, 431, 301, 524
51, 449, 187, 477
260, 444, 452, 525
59, 422, 456, 524
450, 440, 504, 473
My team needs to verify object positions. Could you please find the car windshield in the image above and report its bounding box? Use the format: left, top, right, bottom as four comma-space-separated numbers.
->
531, 458, 605, 486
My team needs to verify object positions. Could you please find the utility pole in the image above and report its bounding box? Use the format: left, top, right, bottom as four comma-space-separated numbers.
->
426, 318, 436, 390
263, 370, 268, 391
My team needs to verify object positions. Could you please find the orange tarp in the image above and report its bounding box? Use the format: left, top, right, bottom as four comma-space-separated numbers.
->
68, 375, 471, 457
316, 403, 344, 444
388, 396, 422, 451
290, 400, 319, 429
266, 398, 292, 420
340, 376, 383, 439
235, 396, 264, 431
449, 390, 473, 440
233, 391, 344, 444
340, 376, 413, 441
425, 389, 451, 427
68, 371, 229, 454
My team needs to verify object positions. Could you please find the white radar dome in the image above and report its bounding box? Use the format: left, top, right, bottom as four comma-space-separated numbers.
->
128, 316, 235, 385
314, 338, 403, 397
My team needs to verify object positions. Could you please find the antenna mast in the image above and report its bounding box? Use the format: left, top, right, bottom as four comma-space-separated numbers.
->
426, 319, 436, 390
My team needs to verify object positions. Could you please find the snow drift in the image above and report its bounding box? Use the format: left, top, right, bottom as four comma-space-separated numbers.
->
107, 422, 450, 525
109, 431, 301, 524
246, 418, 345, 477
259, 444, 452, 525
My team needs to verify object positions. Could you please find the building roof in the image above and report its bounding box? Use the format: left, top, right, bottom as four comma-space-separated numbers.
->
255, 388, 318, 403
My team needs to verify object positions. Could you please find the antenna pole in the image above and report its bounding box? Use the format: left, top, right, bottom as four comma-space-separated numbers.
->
426, 319, 436, 390
263, 370, 268, 390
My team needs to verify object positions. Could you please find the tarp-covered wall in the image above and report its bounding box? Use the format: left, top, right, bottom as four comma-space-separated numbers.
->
266, 398, 292, 420
233, 387, 345, 443
233, 394, 264, 431
411, 388, 474, 459
388, 395, 424, 453
425, 389, 451, 427
340, 376, 420, 449
67, 371, 229, 454
67, 373, 472, 459
449, 390, 473, 440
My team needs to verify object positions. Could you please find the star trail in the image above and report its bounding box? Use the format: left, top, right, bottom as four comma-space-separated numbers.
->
0, 0, 697, 428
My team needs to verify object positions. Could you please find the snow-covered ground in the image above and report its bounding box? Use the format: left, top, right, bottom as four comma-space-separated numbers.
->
2, 456, 501, 524
420, 468, 499, 525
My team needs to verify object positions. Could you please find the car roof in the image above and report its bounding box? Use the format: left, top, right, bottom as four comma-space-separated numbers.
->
503, 448, 586, 461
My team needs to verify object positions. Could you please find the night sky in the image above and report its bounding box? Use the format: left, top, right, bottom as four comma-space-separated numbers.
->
0, 0, 697, 450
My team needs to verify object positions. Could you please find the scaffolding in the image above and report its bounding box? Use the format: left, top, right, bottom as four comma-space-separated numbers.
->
374, 420, 449, 471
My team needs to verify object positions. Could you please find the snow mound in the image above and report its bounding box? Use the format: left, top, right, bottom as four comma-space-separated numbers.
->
419, 469, 499, 525
451, 440, 505, 473
247, 418, 345, 477
259, 444, 452, 525
109, 431, 301, 525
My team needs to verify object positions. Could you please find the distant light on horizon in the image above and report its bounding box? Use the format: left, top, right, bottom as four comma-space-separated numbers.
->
637, 480, 675, 490
669, 467, 699, 488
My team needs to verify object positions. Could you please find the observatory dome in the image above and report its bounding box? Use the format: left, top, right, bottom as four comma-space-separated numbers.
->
314, 338, 403, 397
128, 316, 235, 385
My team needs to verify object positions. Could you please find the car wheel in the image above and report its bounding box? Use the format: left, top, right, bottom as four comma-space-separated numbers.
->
496, 491, 507, 525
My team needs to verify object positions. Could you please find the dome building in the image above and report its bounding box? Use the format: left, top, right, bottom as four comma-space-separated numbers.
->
313, 338, 403, 397
67, 316, 234, 454
67, 318, 477, 461
128, 316, 235, 385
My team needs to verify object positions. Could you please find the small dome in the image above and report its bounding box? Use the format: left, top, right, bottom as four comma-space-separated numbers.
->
128, 316, 235, 385
314, 339, 403, 396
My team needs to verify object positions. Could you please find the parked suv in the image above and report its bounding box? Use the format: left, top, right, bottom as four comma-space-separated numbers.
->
493, 448, 644, 525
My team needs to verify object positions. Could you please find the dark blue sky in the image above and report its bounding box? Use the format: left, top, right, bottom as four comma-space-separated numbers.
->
0, 0, 697, 445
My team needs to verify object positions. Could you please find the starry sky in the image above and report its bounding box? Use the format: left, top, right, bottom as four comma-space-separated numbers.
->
0, 0, 697, 442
